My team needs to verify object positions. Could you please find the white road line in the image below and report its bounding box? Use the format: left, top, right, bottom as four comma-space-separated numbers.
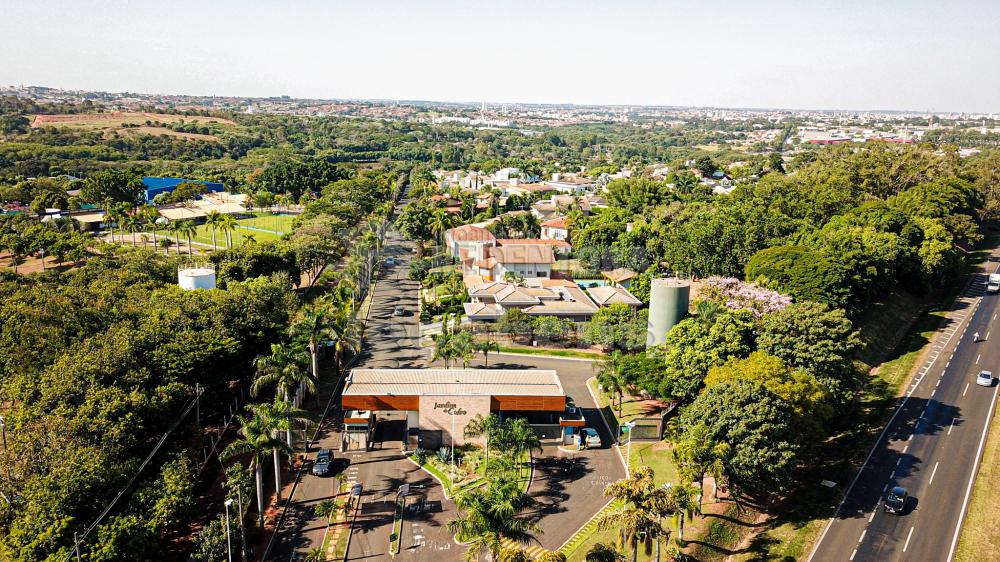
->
949, 419, 955, 435
896, 457, 902, 466
988, 331, 991, 340
964, 383, 970, 396
937, 379, 942, 387
903, 444, 909, 454
946, 361, 950, 368
977, 354, 982, 364
929, 461, 940, 485
858, 530, 866, 543
850, 549, 857, 561
889, 470, 895, 478
883, 483, 889, 492
869, 511, 876, 522
903, 526, 915, 552
931, 389, 937, 397
993, 313, 996, 321
908, 434, 914, 441
948, 382, 1000, 560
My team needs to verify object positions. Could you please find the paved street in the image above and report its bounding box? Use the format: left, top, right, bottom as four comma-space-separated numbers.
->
811, 259, 1000, 561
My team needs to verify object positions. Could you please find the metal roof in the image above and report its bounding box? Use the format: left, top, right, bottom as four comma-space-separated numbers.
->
343, 369, 564, 397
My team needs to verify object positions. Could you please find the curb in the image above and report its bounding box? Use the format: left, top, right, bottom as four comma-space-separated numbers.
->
586, 376, 629, 477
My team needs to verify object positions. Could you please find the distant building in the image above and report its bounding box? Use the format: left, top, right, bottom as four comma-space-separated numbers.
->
541, 217, 570, 242
143, 177, 225, 203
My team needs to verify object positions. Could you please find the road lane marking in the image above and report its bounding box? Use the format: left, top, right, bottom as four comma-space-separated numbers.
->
858, 530, 866, 543
929, 462, 940, 485
896, 457, 902, 466
949, 419, 955, 435
903, 444, 909, 453
908, 434, 914, 441
903, 526, 915, 552
988, 331, 991, 340
948, 382, 1000, 560
931, 389, 936, 397
993, 313, 996, 321
964, 383, 970, 396
869, 511, 876, 522
977, 354, 982, 364
937, 379, 942, 386
850, 549, 857, 561
889, 470, 895, 479
883, 483, 888, 492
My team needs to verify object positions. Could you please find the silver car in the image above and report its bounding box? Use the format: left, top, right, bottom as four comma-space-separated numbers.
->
977, 370, 993, 387
581, 428, 602, 448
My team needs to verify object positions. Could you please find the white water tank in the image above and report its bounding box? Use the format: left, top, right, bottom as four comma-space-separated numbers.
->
646, 277, 691, 348
178, 267, 217, 290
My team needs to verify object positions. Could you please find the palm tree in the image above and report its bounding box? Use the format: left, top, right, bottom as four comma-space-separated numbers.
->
139, 205, 160, 250
122, 214, 139, 247
584, 543, 624, 562
672, 423, 730, 513
429, 207, 452, 248
464, 413, 502, 467
475, 339, 500, 367
177, 220, 198, 258
596, 352, 628, 417
665, 484, 697, 544
505, 418, 542, 477
219, 214, 237, 248
251, 343, 313, 447
448, 479, 541, 561
247, 400, 315, 503
223, 412, 292, 528
290, 300, 336, 396
694, 300, 723, 327
204, 210, 223, 250
432, 332, 454, 367
104, 206, 121, 243
326, 302, 362, 377
600, 466, 672, 562
166, 221, 183, 256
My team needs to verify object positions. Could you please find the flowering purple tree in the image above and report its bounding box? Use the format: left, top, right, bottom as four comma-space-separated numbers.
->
699, 276, 791, 318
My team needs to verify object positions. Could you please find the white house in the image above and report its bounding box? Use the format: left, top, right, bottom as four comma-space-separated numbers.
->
541, 217, 570, 242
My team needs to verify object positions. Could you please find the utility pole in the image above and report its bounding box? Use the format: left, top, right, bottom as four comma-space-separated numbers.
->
224, 498, 234, 562
237, 489, 247, 562
73, 532, 81, 562
0, 415, 10, 483
195, 383, 202, 428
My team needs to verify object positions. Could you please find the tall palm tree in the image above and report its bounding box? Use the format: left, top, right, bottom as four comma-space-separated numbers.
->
177, 220, 198, 258
326, 303, 362, 377
600, 467, 671, 562
475, 339, 500, 367
665, 484, 696, 544
219, 214, 237, 248
104, 206, 121, 243
247, 400, 315, 503
505, 418, 542, 476
122, 214, 139, 247
596, 352, 628, 417
464, 413, 501, 467
223, 412, 292, 528
448, 479, 541, 562
251, 342, 313, 447
139, 205, 159, 250
166, 220, 183, 256
429, 207, 452, 248
672, 423, 730, 513
290, 300, 335, 396
204, 210, 223, 250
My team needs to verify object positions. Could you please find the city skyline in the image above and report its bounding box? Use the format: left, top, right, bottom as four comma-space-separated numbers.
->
3, 0, 1000, 113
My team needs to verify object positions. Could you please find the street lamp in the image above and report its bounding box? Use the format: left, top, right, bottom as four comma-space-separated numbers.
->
622, 421, 636, 477
224, 498, 234, 562
236, 490, 246, 562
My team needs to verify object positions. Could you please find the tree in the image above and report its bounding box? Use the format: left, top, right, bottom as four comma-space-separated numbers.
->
606, 178, 673, 214
585, 543, 624, 562
204, 210, 223, 250
247, 400, 314, 502
745, 245, 853, 311
251, 342, 313, 416
475, 338, 500, 367
177, 220, 198, 258
465, 413, 502, 468
219, 213, 237, 248
448, 478, 541, 561
80, 169, 144, 207
672, 423, 729, 513
599, 466, 671, 562
166, 220, 183, 256
596, 351, 628, 416
291, 299, 336, 396
679, 380, 799, 499
223, 412, 293, 527
584, 304, 647, 352
292, 215, 349, 287
497, 309, 534, 342
139, 204, 160, 250
758, 301, 861, 381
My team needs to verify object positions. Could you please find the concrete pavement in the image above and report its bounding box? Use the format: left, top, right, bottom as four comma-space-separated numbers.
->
810, 259, 1000, 561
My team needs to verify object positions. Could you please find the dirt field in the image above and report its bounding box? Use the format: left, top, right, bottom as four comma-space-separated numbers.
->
31, 112, 236, 128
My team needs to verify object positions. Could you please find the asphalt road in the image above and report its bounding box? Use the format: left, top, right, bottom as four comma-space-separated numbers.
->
811, 261, 1000, 562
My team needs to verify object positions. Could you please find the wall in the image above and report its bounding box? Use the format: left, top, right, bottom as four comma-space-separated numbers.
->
418, 395, 492, 447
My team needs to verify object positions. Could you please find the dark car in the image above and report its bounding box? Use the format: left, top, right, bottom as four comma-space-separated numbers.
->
312, 449, 334, 477
884, 486, 907, 514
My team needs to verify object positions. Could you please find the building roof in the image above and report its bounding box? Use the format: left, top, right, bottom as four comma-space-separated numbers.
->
463, 302, 505, 318
344, 369, 565, 397
587, 285, 643, 307
542, 217, 569, 229
496, 238, 571, 248
447, 224, 496, 243
72, 212, 105, 224
494, 285, 542, 305
487, 244, 556, 265
522, 285, 598, 316
602, 268, 638, 283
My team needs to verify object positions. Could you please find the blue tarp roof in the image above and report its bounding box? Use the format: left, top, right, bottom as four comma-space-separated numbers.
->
142, 177, 225, 201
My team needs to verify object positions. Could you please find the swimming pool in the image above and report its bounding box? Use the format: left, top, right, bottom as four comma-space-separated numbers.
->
575, 279, 607, 289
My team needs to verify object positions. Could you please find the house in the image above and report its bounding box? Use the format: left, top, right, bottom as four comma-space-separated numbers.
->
463, 279, 600, 322
461, 243, 555, 282
496, 238, 571, 255
602, 268, 637, 289
541, 217, 570, 242
586, 285, 642, 307
444, 224, 496, 260
544, 174, 596, 194
531, 195, 592, 221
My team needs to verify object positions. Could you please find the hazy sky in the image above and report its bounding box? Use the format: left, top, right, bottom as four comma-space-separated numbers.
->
3, 0, 999, 112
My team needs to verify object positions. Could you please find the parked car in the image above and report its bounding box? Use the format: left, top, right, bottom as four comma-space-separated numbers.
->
884, 486, 907, 514
386, 256, 395, 266
312, 449, 334, 477
978, 370, 994, 387
581, 427, 602, 448
393, 305, 405, 316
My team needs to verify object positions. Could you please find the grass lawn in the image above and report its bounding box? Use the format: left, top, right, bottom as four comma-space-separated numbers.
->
496, 344, 602, 360
627, 441, 678, 487
954, 388, 1000, 561
189, 212, 294, 248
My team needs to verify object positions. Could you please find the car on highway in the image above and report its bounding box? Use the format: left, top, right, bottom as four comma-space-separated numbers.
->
312, 449, 334, 477
884, 486, 907, 514
978, 370, 994, 387
581, 427, 602, 448
393, 305, 405, 316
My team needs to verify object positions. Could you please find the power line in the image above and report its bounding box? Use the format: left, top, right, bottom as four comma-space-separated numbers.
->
66, 395, 199, 561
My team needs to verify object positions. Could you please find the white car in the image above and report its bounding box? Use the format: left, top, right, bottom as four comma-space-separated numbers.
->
581, 428, 602, 448
977, 370, 993, 387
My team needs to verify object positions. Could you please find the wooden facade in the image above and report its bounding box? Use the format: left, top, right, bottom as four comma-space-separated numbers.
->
342, 394, 419, 411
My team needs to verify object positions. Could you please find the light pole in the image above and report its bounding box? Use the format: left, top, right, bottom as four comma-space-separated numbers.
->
622, 421, 636, 478
236, 489, 246, 562
450, 411, 456, 485
224, 498, 234, 562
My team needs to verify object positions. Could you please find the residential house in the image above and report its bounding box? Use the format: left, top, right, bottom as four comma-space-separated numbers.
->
531, 195, 592, 221
586, 285, 642, 307
461, 242, 555, 282
444, 224, 496, 260
464, 278, 599, 322
541, 217, 570, 242
602, 268, 637, 289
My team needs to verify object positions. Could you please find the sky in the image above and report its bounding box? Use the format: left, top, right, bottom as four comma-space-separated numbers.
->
3, 0, 999, 113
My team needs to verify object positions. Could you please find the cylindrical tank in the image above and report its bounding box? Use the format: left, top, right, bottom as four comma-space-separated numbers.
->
646, 277, 691, 347
178, 267, 217, 290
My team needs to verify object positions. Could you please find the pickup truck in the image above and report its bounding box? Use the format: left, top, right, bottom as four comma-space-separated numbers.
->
988, 273, 1000, 293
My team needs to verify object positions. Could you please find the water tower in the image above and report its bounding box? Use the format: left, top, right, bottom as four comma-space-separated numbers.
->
646, 277, 691, 347
178, 266, 217, 290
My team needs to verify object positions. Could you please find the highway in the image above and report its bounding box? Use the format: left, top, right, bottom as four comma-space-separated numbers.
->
810, 262, 1000, 562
